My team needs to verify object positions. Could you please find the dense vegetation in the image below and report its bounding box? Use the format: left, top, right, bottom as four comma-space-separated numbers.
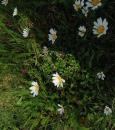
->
0, 0, 115, 130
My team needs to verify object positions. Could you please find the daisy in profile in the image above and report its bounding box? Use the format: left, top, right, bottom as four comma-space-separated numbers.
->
48, 28, 57, 44
29, 81, 39, 97
73, 0, 84, 12
52, 72, 65, 88
13, 7, 18, 17
97, 71, 105, 80
93, 17, 108, 38
22, 27, 30, 38
86, 0, 102, 10
1, 0, 8, 6
57, 104, 64, 115
82, 7, 89, 17
78, 26, 86, 37
104, 106, 112, 116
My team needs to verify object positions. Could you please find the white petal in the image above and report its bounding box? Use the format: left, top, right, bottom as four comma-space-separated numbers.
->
1, 0, 8, 6
93, 25, 98, 29
13, 7, 18, 17
94, 21, 98, 27
58, 104, 62, 107
97, 17, 103, 25
97, 33, 103, 38
29, 87, 33, 90
93, 30, 98, 35
31, 81, 37, 86
103, 19, 108, 27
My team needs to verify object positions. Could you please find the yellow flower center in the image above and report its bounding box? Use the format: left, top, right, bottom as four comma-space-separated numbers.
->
57, 75, 62, 82
52, 34, 57, 41
76, 4, 81, 11
91, 0, 100, 6
97, 25, 105, 33
34, 85, 39, 92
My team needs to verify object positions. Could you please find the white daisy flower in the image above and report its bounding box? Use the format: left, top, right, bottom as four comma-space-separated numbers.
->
1, 0, 8, 6
78, 26, 86, 37
73, 0, 84, 12
104, 106, 112, 116
29, 81, 39, 97
86, 0, 102, 10
22, 27, 30, 38
13, 7, 18, 17
57, 104, 64, 115
52, 72, 65, 88
97, 71, 105, 80
93, 17, 108, 38
82, 7, 89, 17
48, 28, 57, 44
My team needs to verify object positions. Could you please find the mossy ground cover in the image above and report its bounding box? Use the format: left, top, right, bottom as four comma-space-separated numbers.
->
0, 0, 115, 130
